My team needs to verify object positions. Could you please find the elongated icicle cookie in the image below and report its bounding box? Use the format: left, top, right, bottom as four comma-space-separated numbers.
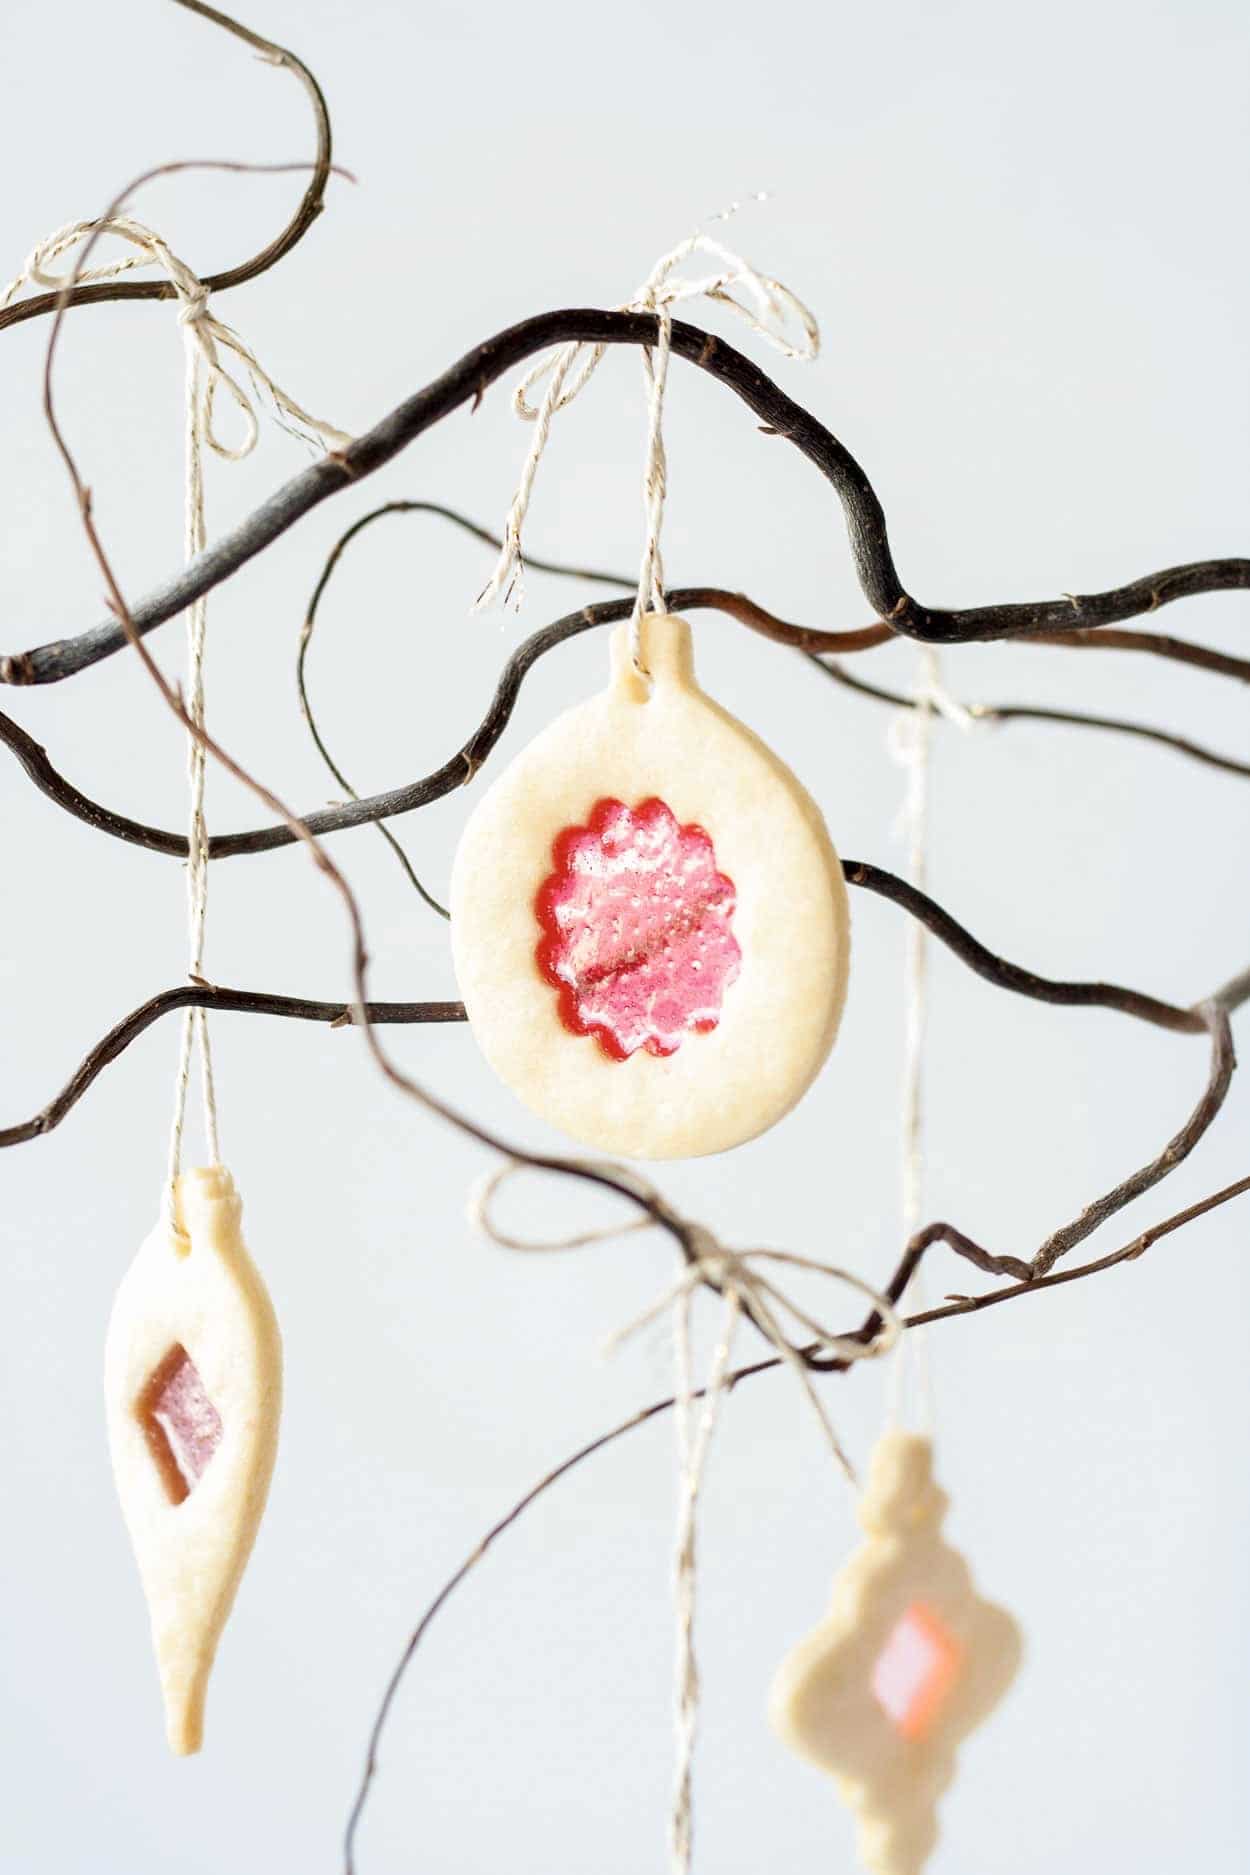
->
104, 1165, 282, 1754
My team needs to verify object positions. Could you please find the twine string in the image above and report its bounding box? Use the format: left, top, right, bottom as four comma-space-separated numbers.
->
170, 333, 222, 1180
474, 228, 819, 678
886, 650, 978, 1423
471, 1161, 899, 1873
4, 216, 349, 1194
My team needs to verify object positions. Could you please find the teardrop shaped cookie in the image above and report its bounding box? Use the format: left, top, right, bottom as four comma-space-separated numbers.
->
450, 613, 850, 1158
104, 1165, 282, 1754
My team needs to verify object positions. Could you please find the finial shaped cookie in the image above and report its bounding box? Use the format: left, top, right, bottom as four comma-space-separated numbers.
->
770, 1431, 1021, 1875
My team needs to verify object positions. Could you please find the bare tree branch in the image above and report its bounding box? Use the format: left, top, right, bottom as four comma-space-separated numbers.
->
1030, 625, 1250, 683
7, 593, 1248, 875
3, 866, 1233, 1156
844, 861, 1218, 1035
3, 307, 1246, 685
812, 657, 1250, 779
0, 986, 466, 1148
0, 0, 332, 335
1030, 1002, 1235, 1275
342, 1163, 1250, 1869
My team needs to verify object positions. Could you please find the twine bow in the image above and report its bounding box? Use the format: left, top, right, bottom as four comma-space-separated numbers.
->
475, 227, 820, 678
471, 1159, 899, 1875
1, 216, 351, 460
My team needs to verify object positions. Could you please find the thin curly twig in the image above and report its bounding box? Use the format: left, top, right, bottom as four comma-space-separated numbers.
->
0, 0, 332, 335
1029, 1002, 1234, 1275
8, 591, 1248, 874
0, 986, 465, 1148
341, 1163, 1250, 1870
3, 861, 1233, 1153
812, 657, 1250, 781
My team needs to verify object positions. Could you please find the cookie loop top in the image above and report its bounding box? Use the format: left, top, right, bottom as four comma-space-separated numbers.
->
609, 612, 694, 702
859, 1429, 951, 1536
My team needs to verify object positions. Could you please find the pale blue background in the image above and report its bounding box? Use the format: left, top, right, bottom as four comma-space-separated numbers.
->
1, 0, 1248, 1870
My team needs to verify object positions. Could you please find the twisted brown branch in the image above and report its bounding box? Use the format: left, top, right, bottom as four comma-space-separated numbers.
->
813, 657, 1250, 780
0, 986, 466, 1148
845, 860, 1213, 1035
0, 0, 332, 335
3, 860, 1231, 1153
4, 306, 1246, 685
1030, 1002, 1235, 1276
7, 592, 1248, 877
1030, 626, 1250, 683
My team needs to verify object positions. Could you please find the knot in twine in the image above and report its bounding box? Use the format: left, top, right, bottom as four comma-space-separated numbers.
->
886, 646, 980, 771
471, 1158, 900, 1875
1, 215, 351, 462
470, 1162, 899, 1482
475, 227, 820, 680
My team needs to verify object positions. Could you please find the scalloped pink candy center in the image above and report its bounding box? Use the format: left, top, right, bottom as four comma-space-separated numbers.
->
536, 797, 742, 1060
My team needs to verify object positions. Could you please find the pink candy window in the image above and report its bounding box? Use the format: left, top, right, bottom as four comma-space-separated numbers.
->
536, 798, 742, 1061
137, 1343, 223, 1506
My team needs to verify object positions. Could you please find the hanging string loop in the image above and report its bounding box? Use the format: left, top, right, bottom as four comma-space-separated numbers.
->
475, 228, 820, 678
5, 214, 349, 1199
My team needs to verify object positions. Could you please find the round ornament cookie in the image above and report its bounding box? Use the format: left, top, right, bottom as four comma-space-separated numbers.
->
450, 612, 850, 1158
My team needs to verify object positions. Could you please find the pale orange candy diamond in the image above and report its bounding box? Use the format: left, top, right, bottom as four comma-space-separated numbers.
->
871, 1602, 963, 1741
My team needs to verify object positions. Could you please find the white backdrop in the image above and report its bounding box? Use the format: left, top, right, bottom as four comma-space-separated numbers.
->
2, 0, 1248, 1870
